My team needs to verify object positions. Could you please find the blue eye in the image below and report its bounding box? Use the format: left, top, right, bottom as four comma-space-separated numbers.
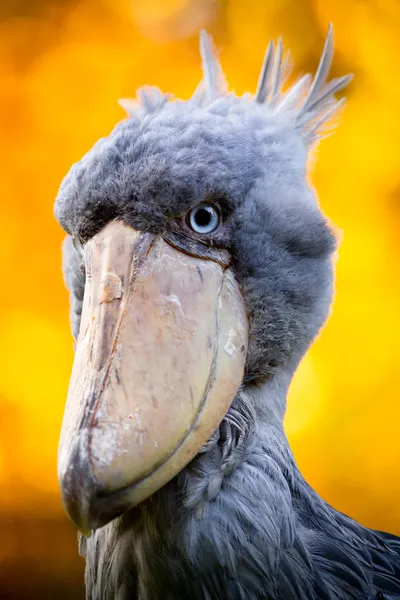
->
188, 203, 220, 234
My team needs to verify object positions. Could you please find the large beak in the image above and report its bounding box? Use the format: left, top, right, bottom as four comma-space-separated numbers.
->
58, 221, 248, 534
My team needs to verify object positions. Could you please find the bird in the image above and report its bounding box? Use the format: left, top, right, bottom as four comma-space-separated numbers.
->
54, 25, 400, 600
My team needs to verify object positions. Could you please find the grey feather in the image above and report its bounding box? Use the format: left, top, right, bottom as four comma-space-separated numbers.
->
293, 24, 353, 144
255, 40, 275, 103
299, 23, 335, 115
298, 74, 352, 119
270, 37, 284, 104
199, 30, 228, 102
253, 24, 352, 146
119, 86, 169, 118
303, 96, 346, 145
276, 74, 312, 113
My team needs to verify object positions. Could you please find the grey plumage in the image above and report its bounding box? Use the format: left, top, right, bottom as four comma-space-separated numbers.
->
55, 27, 400, 600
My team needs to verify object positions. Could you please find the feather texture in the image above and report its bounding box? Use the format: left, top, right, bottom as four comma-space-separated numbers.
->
81, 388, 400, 600
253, 24, 352, 144
255, 40, 275, 104
194, 24, 351, 147
118, 27, 351, 148
199, 30, 228, 101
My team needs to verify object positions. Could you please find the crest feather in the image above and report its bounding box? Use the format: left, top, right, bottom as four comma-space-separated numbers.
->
199, 30, 228, 102
255, 40, 275, 104
193, 25, 352, 147
118, 27, 351, 149
119, 86, 169, 117
254, 23, 352, 145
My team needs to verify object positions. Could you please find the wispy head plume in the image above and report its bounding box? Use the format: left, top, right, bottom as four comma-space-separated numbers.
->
119, 25, 352, 147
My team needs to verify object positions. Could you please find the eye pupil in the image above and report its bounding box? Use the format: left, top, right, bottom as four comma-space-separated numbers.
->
188, 202, 220, 234
194, 207, 212, 227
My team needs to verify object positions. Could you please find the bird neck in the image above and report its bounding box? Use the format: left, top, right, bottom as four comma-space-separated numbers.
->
81, 370, 400, 600
83, 370, 312, 599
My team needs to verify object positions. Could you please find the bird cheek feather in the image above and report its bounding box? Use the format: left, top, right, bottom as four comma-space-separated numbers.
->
57, 220, 248, 534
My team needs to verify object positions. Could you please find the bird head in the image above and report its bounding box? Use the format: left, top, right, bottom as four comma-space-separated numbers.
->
55, 28, 351, 535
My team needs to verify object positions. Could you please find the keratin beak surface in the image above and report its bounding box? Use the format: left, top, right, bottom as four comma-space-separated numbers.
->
57, 221, 248, 534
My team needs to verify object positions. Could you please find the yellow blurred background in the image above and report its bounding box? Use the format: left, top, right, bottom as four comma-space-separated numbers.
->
1, 0, 400, 597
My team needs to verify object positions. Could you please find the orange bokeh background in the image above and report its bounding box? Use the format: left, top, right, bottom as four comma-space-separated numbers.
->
1, 0, 400, 597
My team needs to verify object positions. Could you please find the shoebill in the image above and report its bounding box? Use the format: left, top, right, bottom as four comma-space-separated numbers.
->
55, 26, 400, 600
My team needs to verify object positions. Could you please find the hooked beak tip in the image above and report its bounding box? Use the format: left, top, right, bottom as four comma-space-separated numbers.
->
59, 441, 139, 534
59, 445, 96, 536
